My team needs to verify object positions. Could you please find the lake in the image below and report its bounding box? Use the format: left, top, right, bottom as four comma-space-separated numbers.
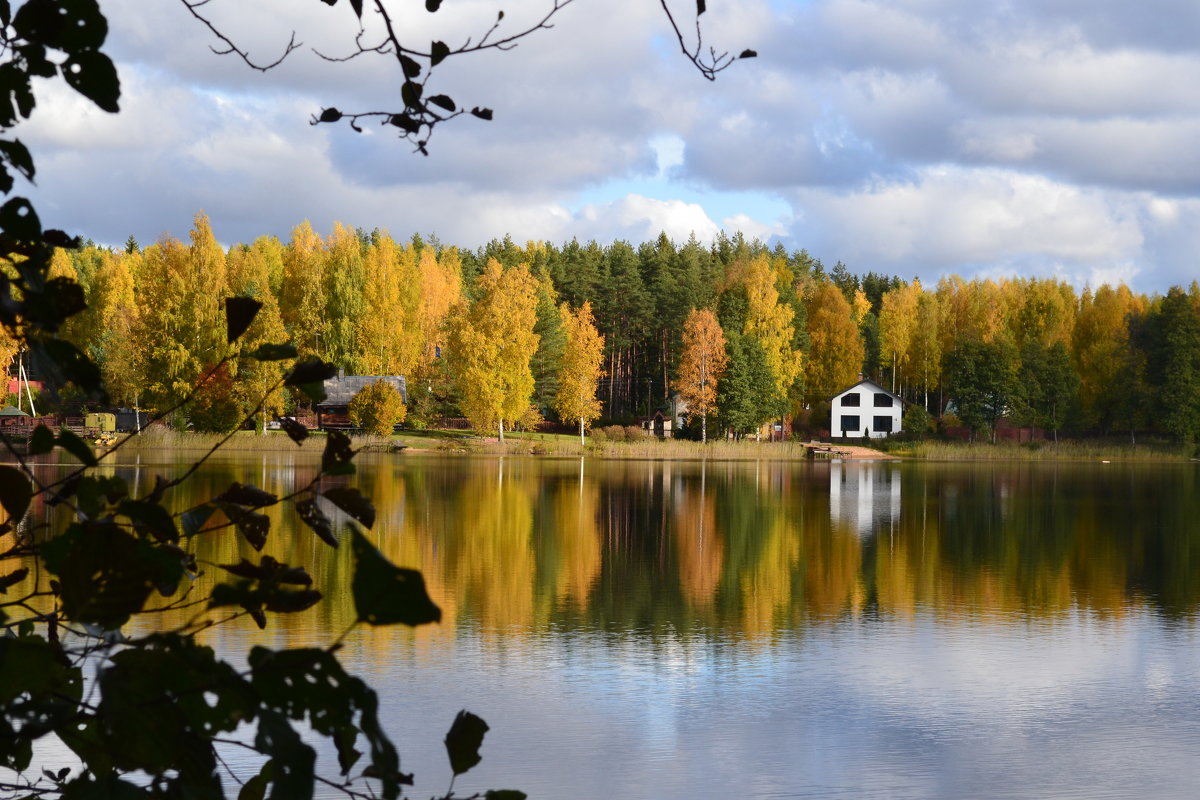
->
17, 452, 1200, 798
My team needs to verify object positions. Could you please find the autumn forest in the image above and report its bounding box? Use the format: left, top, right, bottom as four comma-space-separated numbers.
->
11, 213, 1200, 443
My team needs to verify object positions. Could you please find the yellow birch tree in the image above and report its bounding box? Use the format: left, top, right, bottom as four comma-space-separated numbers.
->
675, 308, 728, 443
280, 221, 327, 358
742, 255, 802, 406
878, 279, 921, 393
448, 259, 540, 441
805, 281, 865, 400
554, 301, 605, 445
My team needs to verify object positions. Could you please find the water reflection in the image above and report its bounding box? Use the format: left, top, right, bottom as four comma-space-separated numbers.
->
829, 461, 902, 538
8, 452, 1200, 799
13, 453, 1200, 635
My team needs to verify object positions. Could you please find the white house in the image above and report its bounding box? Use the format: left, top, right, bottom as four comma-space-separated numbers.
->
831, 379, 903, 439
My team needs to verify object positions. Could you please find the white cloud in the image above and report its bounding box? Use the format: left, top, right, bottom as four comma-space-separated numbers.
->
573, 195, 720, 244
13, 0, 1200, 293
787, 166, 1145, 278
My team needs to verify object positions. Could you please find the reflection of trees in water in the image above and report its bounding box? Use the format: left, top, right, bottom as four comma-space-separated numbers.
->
20, 454, 1200, 650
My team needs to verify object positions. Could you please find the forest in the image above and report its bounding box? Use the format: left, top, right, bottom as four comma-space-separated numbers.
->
8, 212, 1200, 444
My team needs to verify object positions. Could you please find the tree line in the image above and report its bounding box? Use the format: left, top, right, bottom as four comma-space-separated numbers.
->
9, 213, 1200, 443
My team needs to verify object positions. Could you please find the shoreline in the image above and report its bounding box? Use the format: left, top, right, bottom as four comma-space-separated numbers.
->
96, 428, 1195, 463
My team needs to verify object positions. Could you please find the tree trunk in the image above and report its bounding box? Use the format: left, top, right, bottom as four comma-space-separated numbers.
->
499, 417, 504, 443
702, 412, 707, 444
579, 417, 585, 446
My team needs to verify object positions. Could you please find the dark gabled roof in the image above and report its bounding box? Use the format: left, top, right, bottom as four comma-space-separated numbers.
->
830, 379, 905, 405
317, 374, 407, 407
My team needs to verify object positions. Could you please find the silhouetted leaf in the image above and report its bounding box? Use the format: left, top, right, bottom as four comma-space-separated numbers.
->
299, 380, 326, 405
43, 522, 184, 628
96, 635, 255, 783
237, 760, 273, 800
27, 423, 54, 454
219, 556, 311, 586
46, 472, 81, 507
28, 338, 104, 396
13, 0, 107, 52
0, 196, 39, 239
181, 503, 216, 537
739, 49, 757, 59
0, 567, 27, 594
57, 429, 98, 467
42, 228, 80, 249
485, 791, 527, 800
351, 530, 440, 626
430, 40, 450, 66
285, 357, 337, 386
282, 416, 309, 445
0, 139, 34, 182
62, 50, 120, 113
253, 711, 316, 797
225, 296, 262, 344
470, 106, 493, 120
217, 482, 277, 508
428, 94, 455, 112
426, 0, 443, 11
400, 55, 421, 78
22, 275, 86, 332
318, 106, 342, 122
296, 498, 337, 548
245, 342, 297, 361
118, 500, 179, 543
321, 430, 356, 476
226, 506, 270, 551
389, 113, 420, 133
323, 487, 375, 528
697, 0, 707, 15
444, 711, 489, 776
0, 465, 31, 522
350, 0, 363, 18
401, 80, 422, 108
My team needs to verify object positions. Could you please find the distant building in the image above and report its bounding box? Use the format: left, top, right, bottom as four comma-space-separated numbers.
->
315, 370, 407, 429
831, 378, 903, 439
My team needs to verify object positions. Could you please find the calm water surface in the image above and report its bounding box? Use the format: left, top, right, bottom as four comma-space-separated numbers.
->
21, 453, 1200, 798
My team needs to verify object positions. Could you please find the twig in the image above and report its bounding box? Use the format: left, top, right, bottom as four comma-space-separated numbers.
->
179, 0, 301, 71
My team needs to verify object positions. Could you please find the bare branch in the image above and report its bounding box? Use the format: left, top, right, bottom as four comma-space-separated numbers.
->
183, 0, 751, 151
659, 0, 739, 81
179, 0, 301, 72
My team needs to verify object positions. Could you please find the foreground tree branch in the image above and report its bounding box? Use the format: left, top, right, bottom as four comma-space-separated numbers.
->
177, 0, 755, 153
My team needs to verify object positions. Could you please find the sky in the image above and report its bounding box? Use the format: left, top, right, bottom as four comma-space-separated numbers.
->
20, 0, 1200, 292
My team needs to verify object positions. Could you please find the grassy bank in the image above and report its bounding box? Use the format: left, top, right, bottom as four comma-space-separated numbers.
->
119, 427, 819, 460
884, 438, 1195, 462
396, 429, 815, 459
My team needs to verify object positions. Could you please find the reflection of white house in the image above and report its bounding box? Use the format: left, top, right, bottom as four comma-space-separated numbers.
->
829, 462, 901, 537
831, 379, 903, 438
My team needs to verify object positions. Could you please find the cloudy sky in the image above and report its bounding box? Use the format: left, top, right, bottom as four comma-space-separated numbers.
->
21, 0, 1200, 292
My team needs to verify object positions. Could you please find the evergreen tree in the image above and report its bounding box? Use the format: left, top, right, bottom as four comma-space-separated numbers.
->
718, 332, 775, 438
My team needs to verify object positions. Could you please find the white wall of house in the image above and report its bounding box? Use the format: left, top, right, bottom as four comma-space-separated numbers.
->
831, 380, 903, 439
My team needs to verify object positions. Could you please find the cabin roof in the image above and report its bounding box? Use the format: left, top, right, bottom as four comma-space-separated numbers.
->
831, 379, 904, 404
317, 374, 406, 407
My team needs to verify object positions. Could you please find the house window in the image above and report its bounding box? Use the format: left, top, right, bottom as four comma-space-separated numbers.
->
873, 415, 893, 433
841, 393, 861, 407
842, 414, 861, 433
874, 393, 893, 407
